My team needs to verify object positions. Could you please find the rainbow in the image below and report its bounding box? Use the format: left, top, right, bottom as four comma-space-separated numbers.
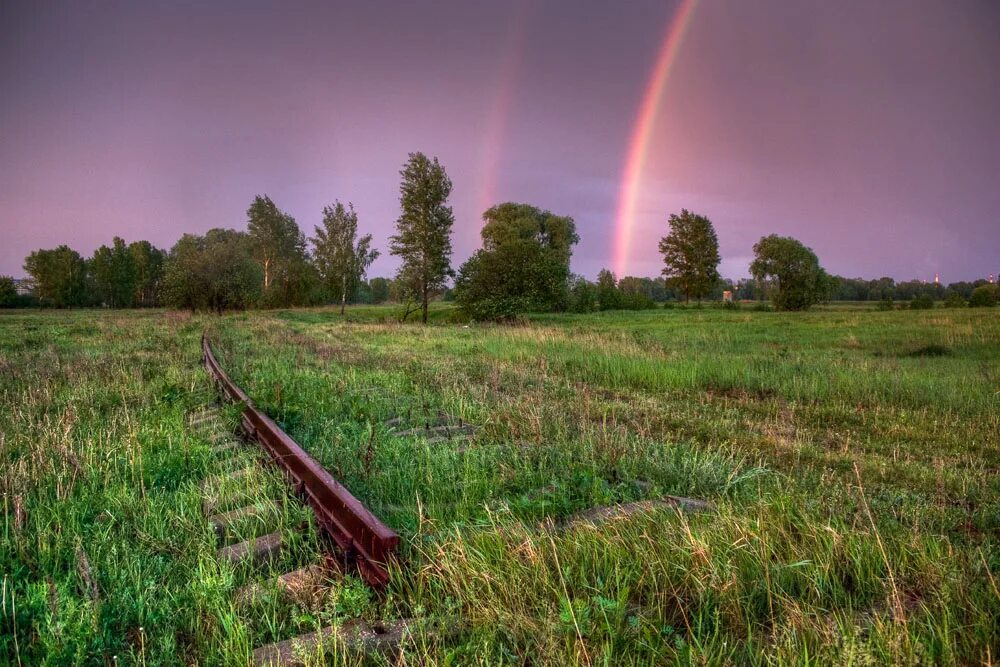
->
475, 2, 530, 217
612, 0, 700, 277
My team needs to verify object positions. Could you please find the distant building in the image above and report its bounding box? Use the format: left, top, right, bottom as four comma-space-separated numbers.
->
934, 273, 940, 285
722, 290, 733, 303
13, 278, 34, 296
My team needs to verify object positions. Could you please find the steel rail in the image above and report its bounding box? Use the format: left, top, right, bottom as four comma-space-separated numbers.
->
201, 334, 399, 587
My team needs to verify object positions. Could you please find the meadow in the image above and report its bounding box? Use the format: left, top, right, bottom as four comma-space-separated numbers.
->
1, 305, 998, 665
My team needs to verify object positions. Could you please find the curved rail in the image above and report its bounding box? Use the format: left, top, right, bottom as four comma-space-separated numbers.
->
201, 334, 398, 587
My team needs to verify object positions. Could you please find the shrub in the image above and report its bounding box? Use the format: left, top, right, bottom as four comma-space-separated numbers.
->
909, 294, 934, 310
877, 298, 895, 311
969, 285, 998, 308
943, 292, 967, 308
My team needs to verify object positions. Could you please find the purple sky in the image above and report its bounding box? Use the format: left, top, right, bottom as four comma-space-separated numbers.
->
1, 0, 997, 282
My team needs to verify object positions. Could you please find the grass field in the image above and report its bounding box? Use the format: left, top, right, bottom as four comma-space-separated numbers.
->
2, 305, 998, 665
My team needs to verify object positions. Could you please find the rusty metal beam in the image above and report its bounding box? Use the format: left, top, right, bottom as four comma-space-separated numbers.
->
201, 335, 399, 587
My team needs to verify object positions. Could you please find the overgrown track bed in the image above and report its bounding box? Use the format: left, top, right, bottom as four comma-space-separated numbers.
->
198, 335, 406, 663
202, 335, 398, 587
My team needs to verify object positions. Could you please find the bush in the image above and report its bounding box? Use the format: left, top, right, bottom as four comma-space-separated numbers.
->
877, 298, 895, 311
722, 300, 740, 310
969, 285, 998, 308
909, 294, 934, 310
943, 292, 967, 308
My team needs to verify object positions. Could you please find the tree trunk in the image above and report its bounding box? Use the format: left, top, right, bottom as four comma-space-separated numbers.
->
421, 284, 429, 324
263, 259, 271, 290
340, 275, 347, 315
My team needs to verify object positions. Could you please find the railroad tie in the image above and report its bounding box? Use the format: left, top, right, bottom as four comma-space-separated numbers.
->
217, 531, 284, 566
199, 467, 254, 491
235, 563, 333, 607
252, 619, 413, 666
208, 501, 279, 539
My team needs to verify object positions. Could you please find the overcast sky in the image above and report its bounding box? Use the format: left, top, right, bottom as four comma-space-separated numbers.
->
1, 0, 997, 282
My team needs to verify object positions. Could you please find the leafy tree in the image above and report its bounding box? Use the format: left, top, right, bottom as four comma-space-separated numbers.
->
943, 291, 967, 308
455, 238, 571, 321
369, 277, 390, 304
389, 153, 455, 323
0, 276, 16, 307
596, 269, 623, 311
311, 202, 380, 314
910, 294, 934, 310
24, 245, 89, 307
618, 276, 657, 309
567, 275, 598, 313
90, 237, 137, 308
162, 229, 262, 313
658, 209, 721, 302
454, 203, 578, 320
750, 235, 828, 311
246, 195, 307, 296
480, 203, 579, 264
969, 284, 998, 308
129, 240, 165, 307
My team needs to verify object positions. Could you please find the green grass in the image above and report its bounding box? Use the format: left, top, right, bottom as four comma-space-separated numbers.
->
2, 305, 998, 664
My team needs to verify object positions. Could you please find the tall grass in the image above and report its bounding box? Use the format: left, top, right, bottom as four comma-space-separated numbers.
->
2, 305, 998, 664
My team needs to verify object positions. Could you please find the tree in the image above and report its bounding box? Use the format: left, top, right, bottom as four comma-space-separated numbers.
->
24, 245, 89, 307
90, 237, 137, 308
369, 277, 390, 304
162, 229, 262, 313
969, 284, 998, 308
312, 202, 380, 314
455, 239, 571, 321
749, 235, 828, 311
596, 269, 623, 310
618, 276, 657, 309
246, 195, 307, 298
454, 203, 579, 320
389, 153, 455, 323
0, 276, 16, 307
658, 209, 721, 302
567, 275, 598, 313
129, 240, 165, 307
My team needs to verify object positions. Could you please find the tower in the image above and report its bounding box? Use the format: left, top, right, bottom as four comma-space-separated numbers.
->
934, 273, 940, 285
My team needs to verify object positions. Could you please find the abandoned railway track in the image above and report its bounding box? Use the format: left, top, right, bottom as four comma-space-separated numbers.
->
194, 335, 407, 664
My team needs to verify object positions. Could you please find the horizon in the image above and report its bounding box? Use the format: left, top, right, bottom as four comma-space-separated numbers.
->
2, 0, 997, 282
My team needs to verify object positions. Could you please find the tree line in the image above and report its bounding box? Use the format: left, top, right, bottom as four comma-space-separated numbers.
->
5, 152, 997, 315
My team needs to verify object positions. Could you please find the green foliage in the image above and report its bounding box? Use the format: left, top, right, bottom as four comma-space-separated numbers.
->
389, 152, 455, 323
969, 284, 998, 308
658, 209, 721, 301
129, 240, 166, 307
23, 245, 89, 307
943, 291, 967, 308
90, 236, 137, 307
0, 276, 16, 307
369, 277, 390, 304
162, 229, 263, 312
311, 201, 379, 314
910, 294, 935, 309
567, 275, 599, 313
455, 203, 578, 320
750, 235, 828, 311
617, 277, 658, 310
596, 269, 623, 310
246, 195, 308, 301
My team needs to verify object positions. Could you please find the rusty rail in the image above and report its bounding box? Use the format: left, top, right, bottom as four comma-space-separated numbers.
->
201, 334, 399, 587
